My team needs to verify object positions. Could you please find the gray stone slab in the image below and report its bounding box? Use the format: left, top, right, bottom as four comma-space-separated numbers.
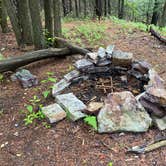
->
83, 66, 110, 74
55, 93, 87, 121
152, 115, 166, 131
52, 79, 70, 97
64, 70, 80, 82
96, 59, 111, 66
86, 52, 98, 64
74, 59, 94, 70
106, 45, 115, 58
98, 47, 106, 59
42, 103, 66, 123
112, 50, 133, 67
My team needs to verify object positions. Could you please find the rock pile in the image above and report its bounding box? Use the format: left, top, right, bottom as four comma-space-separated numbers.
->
42, 45, 165, 132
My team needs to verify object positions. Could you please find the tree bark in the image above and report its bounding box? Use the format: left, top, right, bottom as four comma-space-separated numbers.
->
74, 0, 79, 17
150, 26, 166, 45
0, 38, 91, 73
62, 0, 68, 17
29, 0, 45, 50
53, 0, 62, 37
160, 0, 166, 27
3, 0, 22, 46
83, 0, 87, 17
118, 0, 124, 19
108, 0, 111, 15
95, 0, 102, 21
44, 0, 53, 37
0, 0, 9, 33
151, 0, 160, 25
17, 0, 33, 45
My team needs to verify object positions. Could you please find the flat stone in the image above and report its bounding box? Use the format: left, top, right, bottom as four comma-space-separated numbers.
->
71, 75, 89, 84
112, 50, 133, 67
139, 97, 165, 118
14, 69, 38, 88
96, 59, 111, 66
128, 69, 148, 81
97, 91, 152, 133
87, 102, 103, 114
52, 79, 70, 97
74, 59, 94, 70
152, 116, 166, 131
86, 52, 98, 64
83, 66, 110, 74
42, 103, 66, 123
106, 45, 115, 58
145, 69, 164, 90
132, 61, 151, 74
98, 47, 106, 59
55, 93, 87, 121
146, 87, 166, 106
64, 70, 80, 82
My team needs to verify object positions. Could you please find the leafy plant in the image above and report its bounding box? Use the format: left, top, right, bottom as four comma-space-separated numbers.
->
42, 122, 51, 129
42, 90, 51, 99
29, 95, 40, 105
84, 116, 97, 130
23, 105, 45, 125
108, 162, 113, 166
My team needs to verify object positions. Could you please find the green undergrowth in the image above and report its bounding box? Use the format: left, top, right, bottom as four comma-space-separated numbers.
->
62, 17, 166, 46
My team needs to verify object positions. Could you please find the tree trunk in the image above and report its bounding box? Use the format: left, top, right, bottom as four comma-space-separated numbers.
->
53, 0, 62, 37
160, 0, 166, 27
69, 0, 72, 13
0, 38, 91, 73
62, 0, 68, 17
118, 0, 124, 19
108, 0, 111, 15
29, 0, 45, 50
104, 0, 107, 17
17, 0, 33, 45
74, 0, 79, 17
83, 0, 87, 17
44, 0, 53, 37
3, 0, 22, 46
151, 0, 160, 25
95, 0, 102, 21
0, 0, 9, 33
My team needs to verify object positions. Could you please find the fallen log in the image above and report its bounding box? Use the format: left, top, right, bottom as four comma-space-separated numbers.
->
0, 38, 91, 73
150, 26, 166, 44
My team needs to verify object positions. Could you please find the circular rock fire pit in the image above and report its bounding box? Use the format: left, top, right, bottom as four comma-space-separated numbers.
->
42, 45, 166, 133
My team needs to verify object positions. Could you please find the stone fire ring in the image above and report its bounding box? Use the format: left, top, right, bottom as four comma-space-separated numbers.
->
42, 45, 166, 133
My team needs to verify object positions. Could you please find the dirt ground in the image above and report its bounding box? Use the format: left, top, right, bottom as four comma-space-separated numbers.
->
0, 20, 166, 166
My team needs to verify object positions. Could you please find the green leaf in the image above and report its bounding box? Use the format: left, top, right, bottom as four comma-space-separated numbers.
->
108, 162, 113, 166
0, 74, 4, 81
48, 77, 57, 83
26, 105, 33, 113
46, 72, 54, 76
40, 79, 48, 83
84, 116, 97, 130
42, 90, 50, 98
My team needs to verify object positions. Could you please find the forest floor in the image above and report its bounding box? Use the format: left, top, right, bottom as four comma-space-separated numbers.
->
0, 20, 166, 166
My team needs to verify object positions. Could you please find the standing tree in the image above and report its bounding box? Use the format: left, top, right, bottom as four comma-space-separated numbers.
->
17, 0, 33, 45
160, 0, 166, 27
151, 0, 160, 25
95, 0, 102, 21
0, 0, 9, 33
118, 0, 124, 19
53, 0, 62, 37
44, 0, 53, 37
3, 0, 22, 46
29, 0, 45, 49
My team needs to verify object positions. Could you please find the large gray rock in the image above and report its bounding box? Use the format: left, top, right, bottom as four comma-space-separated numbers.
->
42, 103, 66, 123
112, 50, 133, 67
86, 52, 98, 64
98, 47, 106, 59
52, 79, 70, 97
13, 69, 38, 88
83, 66, 110, 74
145, 69, 165, 90
64, 70, 80, 82
106, 45, 115, 58
74, 59, 94, 70
152, 116, 166, 131
55, 93, 87, 121
132, 61, 151, 74
97, 91, 152, 133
